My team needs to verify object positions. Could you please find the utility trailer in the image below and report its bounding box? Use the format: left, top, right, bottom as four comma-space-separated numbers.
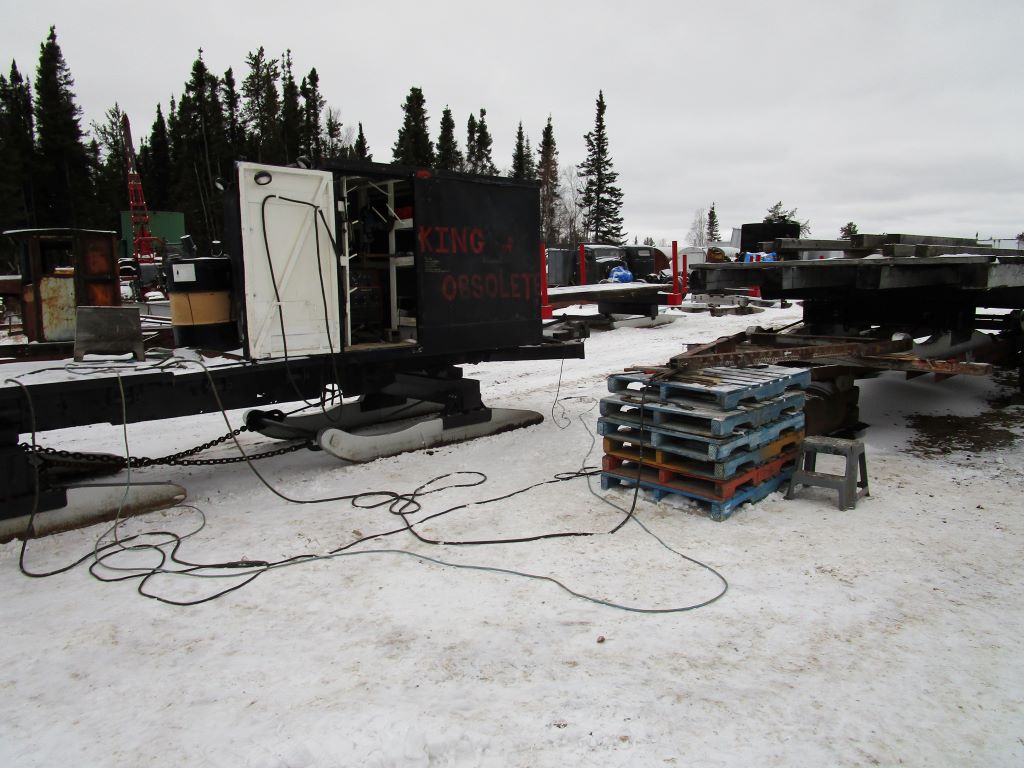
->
0, 160, 585, 528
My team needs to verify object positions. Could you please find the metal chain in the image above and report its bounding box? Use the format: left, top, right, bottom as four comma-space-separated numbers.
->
18, 427, 316, 468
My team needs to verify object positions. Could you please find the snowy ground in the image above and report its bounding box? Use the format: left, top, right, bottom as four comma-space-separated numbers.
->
2, 303, 1023, 767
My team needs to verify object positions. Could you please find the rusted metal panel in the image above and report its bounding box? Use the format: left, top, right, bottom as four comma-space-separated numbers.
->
38, 274, 76, 341
669, 337, 912, 371
855, 355, 993, 376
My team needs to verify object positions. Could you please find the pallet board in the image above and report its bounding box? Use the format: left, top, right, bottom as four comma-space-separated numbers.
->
608, 365, 811, 409
601, 468, 793, 521
601, 450, 797, 501
602, 430, 804, 480
598, 412, 805, 461
599, 390, 804, 437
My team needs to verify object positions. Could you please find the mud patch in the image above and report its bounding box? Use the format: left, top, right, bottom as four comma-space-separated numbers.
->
906, 368, 1024, 458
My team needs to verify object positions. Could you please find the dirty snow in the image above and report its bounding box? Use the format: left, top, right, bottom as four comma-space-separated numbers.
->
2, 303, 1023, 767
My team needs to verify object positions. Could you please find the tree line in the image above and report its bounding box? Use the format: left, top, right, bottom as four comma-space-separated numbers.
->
0, 27, 627, 271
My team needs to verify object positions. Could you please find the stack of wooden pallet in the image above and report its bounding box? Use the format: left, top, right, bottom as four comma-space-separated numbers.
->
599, 365, 811, 521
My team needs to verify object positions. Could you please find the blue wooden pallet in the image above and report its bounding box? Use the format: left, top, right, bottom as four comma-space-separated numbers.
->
602, 428, 804, 479
599, 390, 804, 437
608, 365, 811, 409
598, 412, 805, 461
601, 468, 793, 521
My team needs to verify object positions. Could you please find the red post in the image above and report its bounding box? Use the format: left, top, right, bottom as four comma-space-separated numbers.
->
668, 240, 683, 305
577, 243, 587, 285
682, 252, 689, 295
540, 242, 553, 319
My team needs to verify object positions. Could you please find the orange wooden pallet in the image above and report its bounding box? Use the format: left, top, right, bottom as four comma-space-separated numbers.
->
602, 449, 798, 502
602, 429, 803, 480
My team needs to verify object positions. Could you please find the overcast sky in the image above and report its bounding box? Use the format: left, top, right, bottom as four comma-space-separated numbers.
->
3, 0, 1022, 244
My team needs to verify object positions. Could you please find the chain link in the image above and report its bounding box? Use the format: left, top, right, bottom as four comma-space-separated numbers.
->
19, 426, 316, 468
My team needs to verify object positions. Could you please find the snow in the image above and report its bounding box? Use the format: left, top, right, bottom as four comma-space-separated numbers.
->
2, 304, 1024, 767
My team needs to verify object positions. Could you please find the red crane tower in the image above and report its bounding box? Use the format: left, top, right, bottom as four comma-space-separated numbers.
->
121, 114, 159, 266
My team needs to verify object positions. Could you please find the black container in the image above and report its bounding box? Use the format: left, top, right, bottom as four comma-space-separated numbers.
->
164, 256, 239, 350
740, 222, 800, 254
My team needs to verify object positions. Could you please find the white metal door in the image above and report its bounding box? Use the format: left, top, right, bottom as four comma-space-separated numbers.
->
237, 162, 341, 359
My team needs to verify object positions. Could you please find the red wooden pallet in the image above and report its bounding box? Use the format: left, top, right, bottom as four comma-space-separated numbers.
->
602, 449, 798, 502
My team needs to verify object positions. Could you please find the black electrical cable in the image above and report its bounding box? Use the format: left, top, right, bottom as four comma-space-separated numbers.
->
258, 194, 334, 410
7, 275, 728, 611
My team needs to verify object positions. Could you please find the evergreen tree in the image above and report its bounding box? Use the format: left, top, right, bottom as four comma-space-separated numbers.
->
323, 107, 342, 158
90, 103, 129, 232
706, 202, 721, 243
221, 67, 245, 161
536, 115, 560, 245
353, 122, 371, 160
173, 51, 227, 247
279, 50, 301, 163
241, 47, 281, 164
33, 26, 94, 226
0, 61, 37, 232
298, 67, 325, 163
464, 113, 477, 172
764, 200, 810, 236
510, 122, 532, 180
472, 108, 496, 175
392, 86, 434, 166
839, 221, 859, 239
578, 90, 625, 244
436, 106, 462, 171
138, 104, 171, 210
643, 236, 656, 246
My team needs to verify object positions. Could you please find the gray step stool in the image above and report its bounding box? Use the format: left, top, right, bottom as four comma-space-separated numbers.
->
785, 436, 869, 511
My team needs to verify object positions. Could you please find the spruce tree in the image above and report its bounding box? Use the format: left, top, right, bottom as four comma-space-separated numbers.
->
280, 50, 301, 163
172, 51, 227, 247
706, 202, 721, 243
436, 106, 462, 171
89, 104, 129, 232
323, 107, 342, 158
510, 122, 535, 180
536, 116, 560, 245
578, 90, 625, 245
33, 26, 94, 226
299, 67, 324, 163
241, 47, 281, 164
473, 108, 496, 175
353, 122, 371, 161
0, 61, 37, 231
465, 113, 477, 172
392, 86, 434, 166
138, 104, 171, 210
764, 201, 810, 236
220, 68, 245, 163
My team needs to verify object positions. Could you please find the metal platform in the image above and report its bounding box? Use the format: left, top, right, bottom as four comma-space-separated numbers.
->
691, 255, 1024, 306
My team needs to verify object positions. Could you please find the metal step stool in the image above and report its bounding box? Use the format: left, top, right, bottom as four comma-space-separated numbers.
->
785, 436, 869, 510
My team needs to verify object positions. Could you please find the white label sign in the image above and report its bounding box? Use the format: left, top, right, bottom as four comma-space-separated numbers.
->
172, 263, 197, 283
